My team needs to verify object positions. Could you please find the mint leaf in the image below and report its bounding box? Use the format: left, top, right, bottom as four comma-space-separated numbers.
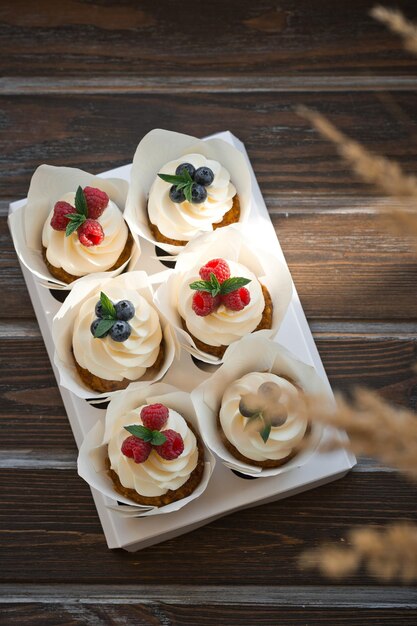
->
93, 318, 115, 338
100, 292, 116, 319
124, 424, 153, 442
259, 422, 272, 443
157, 173, 187, 185
189, 280, 212, 292
209, 272, 221, 296
219, 277, 251, 295
65, 216, 85, 237
150, 431, 167, 446
183, 184, 193, 203
75, 185, 88, 217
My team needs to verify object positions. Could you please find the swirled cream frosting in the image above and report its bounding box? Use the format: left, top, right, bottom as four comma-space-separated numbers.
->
178, 260, 264, 348
73, 285, 162, 382
220, 372, 308, 462
148, 154, 236, 241
42, 191, 129, 276
107, 406, 198, 497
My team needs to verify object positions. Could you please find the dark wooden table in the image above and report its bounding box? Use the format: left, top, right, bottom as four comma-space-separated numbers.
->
1, 1, 417, 624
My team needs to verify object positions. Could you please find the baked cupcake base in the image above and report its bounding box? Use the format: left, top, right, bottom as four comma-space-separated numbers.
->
181, 283, 273, 359
106, 423, 205, 507
148, 194, 241, 247
73, 341, 165, 394
42, 230, 134, 284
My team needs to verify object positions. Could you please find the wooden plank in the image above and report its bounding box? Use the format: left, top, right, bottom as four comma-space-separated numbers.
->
1, 91, 417, 200
0, 602, 416, 626
1, 0, 417, 78
0, 470, 415, 584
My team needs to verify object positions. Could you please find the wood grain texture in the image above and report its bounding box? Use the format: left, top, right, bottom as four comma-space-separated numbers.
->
0, 0, 416, 78
1, 603, 417, 626
1, 91, 417, 199
0, 469, 415, 584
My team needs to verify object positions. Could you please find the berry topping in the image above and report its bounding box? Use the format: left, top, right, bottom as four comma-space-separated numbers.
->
90, 318, 110, 338
141, 404, 169, 431
192, 291, 220, 317
109, 320, 132, 342
77, 218, 104, 247
83, 186, 109, 220
199, 258, 231, 283
154, 429, 184, 460
175, 162, 195, 178
238, 381, 288, 443
121, 435, 152, 464
194, 166, 214, 186
50, 201, 73, 231
115, 300, 135, 321
191, 183, 207, 204
95, 300, 104, 318
169, 185, 186, 204
221, 287, 251, 311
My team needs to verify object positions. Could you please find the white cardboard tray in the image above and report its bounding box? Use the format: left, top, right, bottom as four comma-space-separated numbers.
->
9, 131, 356, 551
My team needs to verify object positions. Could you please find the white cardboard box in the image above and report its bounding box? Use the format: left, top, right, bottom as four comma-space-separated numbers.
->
8, 131, 356, 550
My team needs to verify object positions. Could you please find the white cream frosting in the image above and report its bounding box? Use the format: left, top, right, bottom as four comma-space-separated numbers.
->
42, 191, 129, 276
148, 153, 236, 241
177, 260, 265, 348
73, 285, 162, 382
107, 406, 199, 497
220, 372, 308, 462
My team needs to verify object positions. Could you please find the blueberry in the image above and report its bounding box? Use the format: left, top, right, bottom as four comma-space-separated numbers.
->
191, 183, 207, 204
115, 300, 135, 321
110, 320, 131, 342
175, 162, 195, 178
169, 185, 186, 203
90, 318, 110, 338
194, 166, 214, 186
95, 301, 104, 318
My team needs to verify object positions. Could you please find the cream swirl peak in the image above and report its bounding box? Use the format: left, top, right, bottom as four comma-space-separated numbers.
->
73, 286, 162, 382
178, 260, 264, 347
148, 154, 236, 241
42, 191, 129, 276
220, 372, 308, 462
107, 407, 198, 497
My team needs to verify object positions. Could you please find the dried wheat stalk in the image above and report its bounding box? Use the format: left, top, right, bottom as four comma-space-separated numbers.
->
299, 522, 417, 582
371, 5, 417, 55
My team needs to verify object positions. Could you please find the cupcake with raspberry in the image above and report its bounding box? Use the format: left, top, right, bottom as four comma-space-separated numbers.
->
53, 271, 175, 398
77, 384, 215, 512
125, 129, 251, 254
192, 334, 328, 477
154, 226, 292, 362
9, 164, 139, 288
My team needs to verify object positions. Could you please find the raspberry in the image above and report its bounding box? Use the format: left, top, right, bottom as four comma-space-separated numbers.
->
199, 258, 230, 283
50, 201, 73, 231
141, 404, 169, 431
192, 291, 220, 316
84, 186, 109, 219
121, 436, 152, 464
77, 219, 104, 247
222, 287, 251, 311
154, 429, 184, 460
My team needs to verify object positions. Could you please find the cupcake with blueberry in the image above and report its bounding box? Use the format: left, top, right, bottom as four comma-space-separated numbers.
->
53, 271, 174, 398
107, 402, 205, 506
191, 334, 327, 477
154, 226, 292, 362
124, 129, 251, 253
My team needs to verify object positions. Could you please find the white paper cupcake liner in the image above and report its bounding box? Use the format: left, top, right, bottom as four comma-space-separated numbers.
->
8, 164, 140, 290
77, 382, 216, 516
153, 224, 293, 364
52, 271, 176, 400
124, 129, 252, 255
191, 333, 330, 477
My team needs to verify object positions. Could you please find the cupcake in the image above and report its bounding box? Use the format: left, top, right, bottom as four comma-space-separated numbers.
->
42, 184, 133, 283
124, 129, 251, 254
218, 371, 308, 468
154, 225, 292, 362
147, 155, 239, 246
107, 401, 205, 506
53, 271, 175, 398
